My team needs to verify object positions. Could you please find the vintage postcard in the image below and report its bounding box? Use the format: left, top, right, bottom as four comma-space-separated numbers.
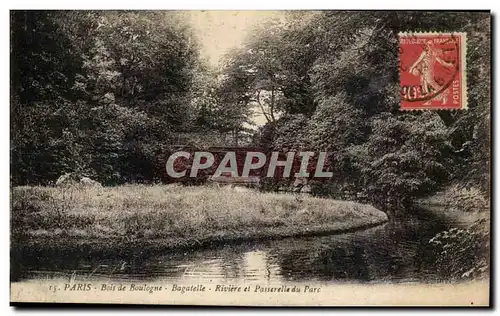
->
10, 10, 491, 306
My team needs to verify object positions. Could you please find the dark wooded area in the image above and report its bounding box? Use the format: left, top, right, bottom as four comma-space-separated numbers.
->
10, 11, 490, 209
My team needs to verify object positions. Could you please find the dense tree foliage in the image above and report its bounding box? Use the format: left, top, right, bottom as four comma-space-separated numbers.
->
220, 11, 490, 208
11, 11, 490, 208
11, 11, 211, 184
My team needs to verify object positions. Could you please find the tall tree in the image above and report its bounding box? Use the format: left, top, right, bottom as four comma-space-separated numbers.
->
11, 11, 204, 184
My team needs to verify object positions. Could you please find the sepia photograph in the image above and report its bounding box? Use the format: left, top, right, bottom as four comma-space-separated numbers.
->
9, 9, 491, 306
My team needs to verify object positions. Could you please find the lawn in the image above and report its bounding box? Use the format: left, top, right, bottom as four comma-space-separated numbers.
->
11, 184, 388, 254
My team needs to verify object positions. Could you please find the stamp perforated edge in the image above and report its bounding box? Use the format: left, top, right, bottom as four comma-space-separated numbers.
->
398, 31, 468, 111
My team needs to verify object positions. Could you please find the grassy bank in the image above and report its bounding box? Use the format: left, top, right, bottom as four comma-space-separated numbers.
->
11, 184, 388, 254
416, 184, 489, 226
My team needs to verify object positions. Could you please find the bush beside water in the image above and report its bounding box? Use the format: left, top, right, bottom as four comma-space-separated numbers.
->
430, 219, 489, 280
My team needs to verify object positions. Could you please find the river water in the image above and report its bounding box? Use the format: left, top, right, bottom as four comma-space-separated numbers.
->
12, 207, 469, 284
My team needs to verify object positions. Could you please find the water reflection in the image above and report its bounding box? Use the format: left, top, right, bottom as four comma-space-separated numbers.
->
12, 208, 463, 284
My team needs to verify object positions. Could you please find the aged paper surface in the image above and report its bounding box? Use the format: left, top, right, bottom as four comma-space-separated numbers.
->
10, 10, 491, 306
11, 281, 489, 306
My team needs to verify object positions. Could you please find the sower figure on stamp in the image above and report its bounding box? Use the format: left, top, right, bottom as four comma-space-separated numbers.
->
408, 40, 455, 105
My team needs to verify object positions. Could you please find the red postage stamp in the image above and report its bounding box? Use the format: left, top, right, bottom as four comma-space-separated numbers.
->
399, 32, 467, 110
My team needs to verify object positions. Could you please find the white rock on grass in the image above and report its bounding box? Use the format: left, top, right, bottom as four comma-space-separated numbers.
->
55, 173, 102, 187
55, 173, 77, 187
80, 177, 102, 187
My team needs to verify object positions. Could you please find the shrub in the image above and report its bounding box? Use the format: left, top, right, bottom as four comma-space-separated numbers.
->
429, 218, 489, 280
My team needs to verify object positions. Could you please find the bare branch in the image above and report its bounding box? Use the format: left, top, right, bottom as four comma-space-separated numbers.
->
256, 90, 272, 123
